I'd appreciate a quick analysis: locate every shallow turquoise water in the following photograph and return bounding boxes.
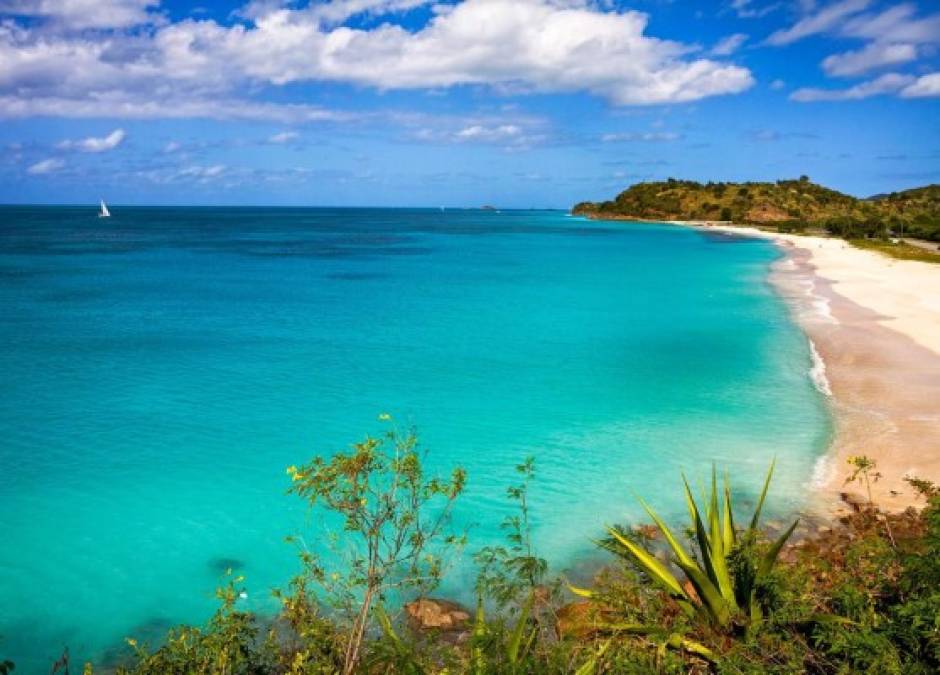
[0,207,830,670]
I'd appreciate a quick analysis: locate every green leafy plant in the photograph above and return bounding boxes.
[366,605,426,675]
[600,462,798,631]
[474,457,549,611]
[904,475,938,501]
[846,455,882,505]
[286,416,466,675]
[119,573,266,675]
[467,592,539,675]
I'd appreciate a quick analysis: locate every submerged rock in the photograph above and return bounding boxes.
[208,557,246,575]
[404,598,470,631]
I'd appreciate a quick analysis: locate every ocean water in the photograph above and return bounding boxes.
[0,206,830,670]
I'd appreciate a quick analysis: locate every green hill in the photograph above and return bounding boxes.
[869,184,940,241]
[573,178,940,242]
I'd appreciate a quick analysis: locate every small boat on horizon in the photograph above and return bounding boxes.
[98,200,111,218]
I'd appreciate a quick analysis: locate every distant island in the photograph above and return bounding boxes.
[573,177,940,243]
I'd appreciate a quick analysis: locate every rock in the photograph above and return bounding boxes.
[632,524,660,540]
[533,584,552,607]
[404,598,470,631]
[555,601,613,639]
[840,491,869,512]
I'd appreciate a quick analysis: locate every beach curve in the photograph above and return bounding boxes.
[693,223,940,512]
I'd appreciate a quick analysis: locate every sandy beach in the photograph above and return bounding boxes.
[700,225,940,512]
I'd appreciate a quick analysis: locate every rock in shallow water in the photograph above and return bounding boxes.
[404,598,470,631]
[208,557,245,575]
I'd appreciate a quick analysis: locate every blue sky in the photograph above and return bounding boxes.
[0,0,937,207]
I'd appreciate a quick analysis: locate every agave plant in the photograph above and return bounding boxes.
[604,461,798,631]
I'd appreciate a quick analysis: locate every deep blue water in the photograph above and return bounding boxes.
[0,206,830,671]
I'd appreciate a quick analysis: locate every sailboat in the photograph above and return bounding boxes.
[98,200,111,218]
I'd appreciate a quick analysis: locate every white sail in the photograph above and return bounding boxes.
[99,200,111,218]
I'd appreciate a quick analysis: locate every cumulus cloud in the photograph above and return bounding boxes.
[0,0,161,29]
[26,157,64,174]
[900,72,940,98]
[711,32,748,56]
[766,0,871,45]
[57,128,125,152]
[227,1,754,104]
[790,72,914,101]
[0,0,755,122]
[237,0,432,25]
[822,42,917,76]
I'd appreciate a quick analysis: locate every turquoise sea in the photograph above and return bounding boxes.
[0,207,830,671]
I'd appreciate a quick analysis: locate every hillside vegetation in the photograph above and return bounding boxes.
[573,178,940,242]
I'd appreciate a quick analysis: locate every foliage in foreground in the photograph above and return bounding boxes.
[596,463,797,634]
[73,427,940,674]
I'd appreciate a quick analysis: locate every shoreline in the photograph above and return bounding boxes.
[687,222,940,513]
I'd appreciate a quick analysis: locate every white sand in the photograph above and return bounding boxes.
[698,224,940,511]
[766,231,940,356]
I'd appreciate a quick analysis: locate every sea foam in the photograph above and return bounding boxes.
[808,339,832,397]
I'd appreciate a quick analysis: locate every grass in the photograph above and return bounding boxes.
[849,238,940,264]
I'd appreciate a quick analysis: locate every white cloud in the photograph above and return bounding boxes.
[235,1,755,104]
[26,157,64,174]
[57,128,125,152]
[770,78,786,89]
[841,3,940,44]
[307,0,433,26]
[822,42,917,76]
[0,0,755,120]
[178,164,226,181]
[0,0,161,29]
[711,32,748,56]
[752,129,780,141]
[601,131,681,142]
[267,130,300,143]
[730,0,780,19]
[900,72,940,98]
[163,140,181,152]
[456,124,521,141]
[412,118,546,148]
[133,162,232,185]
[766,0,871,45]
[238,0,432,25]
[790,72,914,101]
[0,95,352,123]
